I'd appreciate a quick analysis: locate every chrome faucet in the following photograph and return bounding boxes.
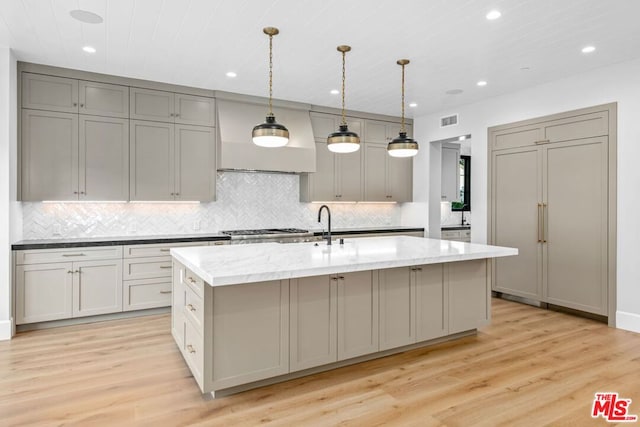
[317,204,332,245]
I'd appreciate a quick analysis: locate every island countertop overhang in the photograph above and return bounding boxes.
[170,236,518,287]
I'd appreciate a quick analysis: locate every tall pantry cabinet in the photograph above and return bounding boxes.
[488,104,616,322]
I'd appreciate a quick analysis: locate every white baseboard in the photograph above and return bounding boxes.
[0,318,13,341]
[616,311,640,334]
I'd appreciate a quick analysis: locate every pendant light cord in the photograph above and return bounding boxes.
[341,50,347,126]
[400,62,406,133]
[268,33,274,116]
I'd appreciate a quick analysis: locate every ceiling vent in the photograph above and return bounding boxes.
[440,114,458,128]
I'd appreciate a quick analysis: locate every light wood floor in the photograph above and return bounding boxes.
[1,298,639,427]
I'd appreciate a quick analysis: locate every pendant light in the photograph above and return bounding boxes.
[252,27,289,148]
[387,59,419,157]
[327,45,360,153]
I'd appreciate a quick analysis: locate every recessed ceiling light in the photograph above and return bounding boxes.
[409,102,417,108]
[486,10,502,20]
[330,89,340,95]
[82,46,96,54]
[477,80,487,87]
[445,89,463,95]
[70,10,104,24]
[226,71,237,78]
[582,46,596,54]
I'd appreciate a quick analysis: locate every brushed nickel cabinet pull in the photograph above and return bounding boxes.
[80,103,84,108]
[187,277,196,284]
[213,241,225,245]
[73,270,79,274]
[187,344,196,354]
[542,203,548,243]
[534,139,550,145]
[537,203,542,243]
[62,253,85,257]
[159,265,172,269]
[175,114,180,118]
[159,290,172,294]
[160,248,170,252]
[186,304,196,312]
[73,102,78,107]
[331,277,339,281]
[338,276,345,280]
[67,270,73,274]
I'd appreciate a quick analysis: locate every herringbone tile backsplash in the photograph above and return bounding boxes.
[22,172,402,239]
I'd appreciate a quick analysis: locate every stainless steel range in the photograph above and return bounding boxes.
[221,228,318,244]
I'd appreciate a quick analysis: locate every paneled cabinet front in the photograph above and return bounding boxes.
[130,120,215,201]
[21,111,129,201]
[363,143,413,202]
[130,88,215,127]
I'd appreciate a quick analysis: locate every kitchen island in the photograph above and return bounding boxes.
[170,236,517,397]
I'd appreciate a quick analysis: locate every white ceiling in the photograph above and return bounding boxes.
[1,0,639,117]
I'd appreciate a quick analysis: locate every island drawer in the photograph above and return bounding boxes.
[124,242,207,258]
[184,285,204,332]
[123,278,172,311]
[184,317,204,389]
[16,246,123,265]
[182,268,204,297]
[123,256,172,280]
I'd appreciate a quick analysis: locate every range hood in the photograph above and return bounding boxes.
[217,100,316,173]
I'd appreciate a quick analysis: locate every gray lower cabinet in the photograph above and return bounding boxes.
[449,260,489,334]
[290,275,337,372]
[415,264,448,341]
[21,110,129,201]
[130,120,215,201]
[15,247,124,324]
[337,271,378,360]
[378,267,416,350]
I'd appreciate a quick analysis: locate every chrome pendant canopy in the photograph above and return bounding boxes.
[253,27,289,147]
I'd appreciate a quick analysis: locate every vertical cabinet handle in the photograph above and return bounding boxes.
[542,203,547,243]
[537,203,542,243]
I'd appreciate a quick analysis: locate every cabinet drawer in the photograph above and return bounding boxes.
[123,256,172,280]
[441,230,461,240]
[123,242,206,258]
[184,317,204,389]
[123,278,172,311]
[182,268,204,297]
[184,285,204,332]
[16,246,123,265]
[461,230,471,238]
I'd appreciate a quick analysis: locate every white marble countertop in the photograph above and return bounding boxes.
[171,236,518,287]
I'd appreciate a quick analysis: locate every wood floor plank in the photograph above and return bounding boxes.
[1,298,639,426]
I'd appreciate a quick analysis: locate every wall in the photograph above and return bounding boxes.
[0,48,19,340]
[408,57,640,333]
[22,172,401,239]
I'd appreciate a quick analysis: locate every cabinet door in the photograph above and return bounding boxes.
[21,110,79,201]
[310,113,338,139]
[364,120,387,143]
[441,146,460,202]
[15,263,73,324]
[174,94,215,126]
[491,147,542,299]
[79,81,129,118]
[379,267,416,350]
[337,271,378,360]
[544,139,608,315]
[212,280,289,390]
[336,148,362,201]
[290,276,337,372]
[22,73,78,113]
[387,155,413,202]
[79,116,129,201]
[123,278,172,311]
[449,260,488,333]
[415,264,447,341]
[72,260,123,317]
[174,125,215,202]
[130,120,175,201]
[130,88,174,122]
[490,123,542,151]
[364,143,388,201]
[172,261,186,350]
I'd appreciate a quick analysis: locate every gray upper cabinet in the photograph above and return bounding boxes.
[79,81,129,118]
[79,116,129,201]
[364,143,413,202]
[441,144,460,202]
[21,110,79,201]
[364,120,407,144]
[130,120,215,202]
[131,88,215,126]
[22,73,79,113]
[130,88,175,122]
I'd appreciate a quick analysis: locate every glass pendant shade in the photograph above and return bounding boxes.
[387,131,419,157]
[327,124,360,153]
[252,114,289,147]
